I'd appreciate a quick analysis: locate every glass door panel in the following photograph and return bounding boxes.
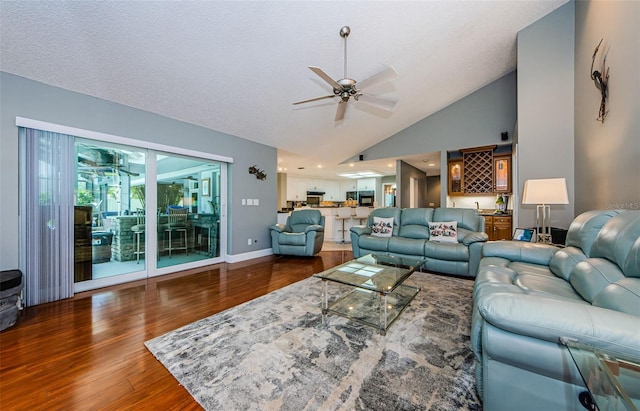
[74,140,147,283]
[156,152,222,269]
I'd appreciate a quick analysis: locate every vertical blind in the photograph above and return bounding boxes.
[20,127,75,306]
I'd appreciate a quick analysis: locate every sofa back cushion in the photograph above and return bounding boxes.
[589,210,640,278]
[549,246,588,281]
[433,208,483,232]
[367,207,402,237]
[288,209,324,232]
[398,208,434,239]
[592,278,640,316]
[565,210,621,256]
[569,259,626,302]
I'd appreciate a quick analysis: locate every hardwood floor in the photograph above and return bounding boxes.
[0,251,353,410]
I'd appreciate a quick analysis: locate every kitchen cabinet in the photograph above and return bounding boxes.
[447,145,512,196]
[323,181,340,201]
[286,177,307,201]
[484,215,512,241]
[493,155,511,194]
[461,146,494,194]
[357,178,376,191]
[448,160,463,196]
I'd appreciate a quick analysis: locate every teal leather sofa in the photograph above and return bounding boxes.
[472,209,640,411]
[269,209,325,256]
[350,207,488,277]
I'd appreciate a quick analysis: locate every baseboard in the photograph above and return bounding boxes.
[225,248,273,263]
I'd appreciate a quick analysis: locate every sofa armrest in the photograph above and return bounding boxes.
[463,231,489,246]
[269,224,287,233]
[477,292,640,359]
[350,226,371,236]
[304,224,324,233]
[481,241,559,266]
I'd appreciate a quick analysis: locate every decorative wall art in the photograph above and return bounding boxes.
[590,38,610,123]
[248,165,267,181]
[201,178,211,197]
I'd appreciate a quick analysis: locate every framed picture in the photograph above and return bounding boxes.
[202,178,211,197]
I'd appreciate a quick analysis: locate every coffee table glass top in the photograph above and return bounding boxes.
[561,337,640,411]
[313,254,426,294]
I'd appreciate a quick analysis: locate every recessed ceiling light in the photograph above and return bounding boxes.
[387,163,393,167]
[428,163,435,167]
[349,163,354,167]
[317,164,323,168]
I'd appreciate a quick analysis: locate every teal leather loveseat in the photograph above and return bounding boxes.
[472,209,640,411]
[350,207,488,277]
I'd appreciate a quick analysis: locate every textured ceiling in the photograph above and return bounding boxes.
[0,1,566,179]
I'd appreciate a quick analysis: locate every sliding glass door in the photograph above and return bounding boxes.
[74,140,148,287]
[72,140,226,289]
[155,152,222,269]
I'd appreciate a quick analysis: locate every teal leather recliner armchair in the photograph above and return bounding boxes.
[270,209,325,256]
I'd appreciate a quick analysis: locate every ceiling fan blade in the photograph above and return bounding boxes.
[335,101,347,121]
[292,95,335,105]
[309,66,342,91]
[356,66,398,91]
[356,94,398,111]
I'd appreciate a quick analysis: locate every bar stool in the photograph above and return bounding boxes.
[131,208,146,263]
[164,208,188,258]
[335,207,353,243]
[354,206,371,225]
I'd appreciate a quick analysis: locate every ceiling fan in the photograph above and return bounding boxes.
[293,26,398,121]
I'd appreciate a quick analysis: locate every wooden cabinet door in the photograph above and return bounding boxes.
[494,155,511,193]
[484,215,512,240]
[484,216,493,239]
[448,160,463,196]
[492,216,512,240]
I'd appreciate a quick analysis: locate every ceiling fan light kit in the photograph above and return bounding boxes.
[293,26,398,121]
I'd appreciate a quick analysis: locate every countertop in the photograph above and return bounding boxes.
[478,209,512,216]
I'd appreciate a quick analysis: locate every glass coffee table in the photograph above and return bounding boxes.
[313,254,426,335]
[560,337,640,411]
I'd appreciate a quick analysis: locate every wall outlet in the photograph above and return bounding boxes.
[247,238,252,245]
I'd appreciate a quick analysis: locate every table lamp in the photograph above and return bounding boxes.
[522,178,569,244]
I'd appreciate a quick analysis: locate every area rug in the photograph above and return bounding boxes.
[145,271,482,410]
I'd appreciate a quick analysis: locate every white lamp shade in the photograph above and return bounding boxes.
[522,178,569,205]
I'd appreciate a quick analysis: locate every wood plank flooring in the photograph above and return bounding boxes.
[0,250,353,410]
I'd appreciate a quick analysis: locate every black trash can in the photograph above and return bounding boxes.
[0,269,23,331]
[92,231,113,263]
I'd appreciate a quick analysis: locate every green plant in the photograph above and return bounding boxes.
[77,189,94,205]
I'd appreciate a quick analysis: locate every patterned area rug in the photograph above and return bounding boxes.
[145,272,482,410]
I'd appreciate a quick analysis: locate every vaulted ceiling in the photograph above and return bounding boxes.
[0,1,566,179]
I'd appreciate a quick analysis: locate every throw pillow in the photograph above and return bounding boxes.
[428,221,458,243]
[371,216,394,237]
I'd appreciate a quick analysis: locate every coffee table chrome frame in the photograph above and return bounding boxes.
[320,278,420,336]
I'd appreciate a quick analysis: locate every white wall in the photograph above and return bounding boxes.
[574,0,640,213]
[516,2,575,230]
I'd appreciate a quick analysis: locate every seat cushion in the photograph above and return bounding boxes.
[388,237,427,256]
[424,241,469,261]
[278,232,306,246]
[359,235,390,252]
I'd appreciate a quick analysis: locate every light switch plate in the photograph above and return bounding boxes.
[254,199,259,206]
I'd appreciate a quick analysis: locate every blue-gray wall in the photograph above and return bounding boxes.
[0,72,276,270]
[517,1,575,230]
[574,0,640,213]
